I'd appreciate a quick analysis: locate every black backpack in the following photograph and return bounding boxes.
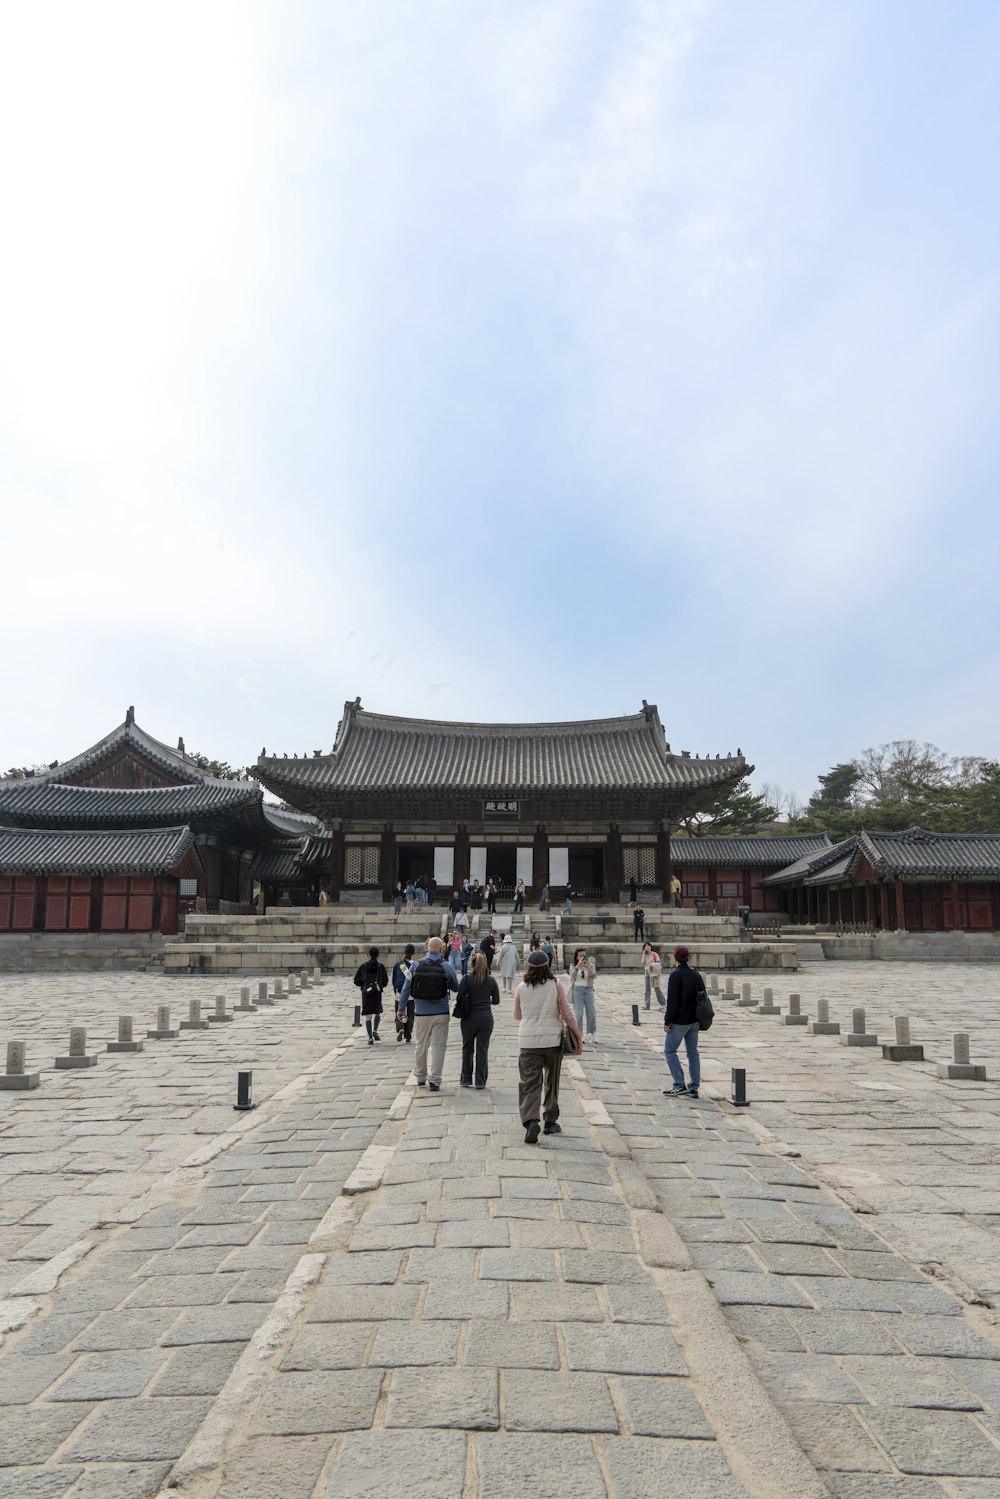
[409,959,449,1002]
[694,969,714,1031]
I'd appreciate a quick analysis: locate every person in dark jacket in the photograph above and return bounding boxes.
[449,890,463,917]
[633,905,645,941]
[456,950,500,1088]
[470,880,483,911]
[392,943,417,1043]
[354,945,388,1044]
[663,944,703,1097]
[479,930,497,971]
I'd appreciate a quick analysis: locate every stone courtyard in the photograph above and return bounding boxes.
[1,962,999,1498]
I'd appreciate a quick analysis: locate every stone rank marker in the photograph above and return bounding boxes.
[209,994,233,1024]
[287,974,299,994]
[312,966,323,985]
[108,1014,144,1053]
[56,1025,99,1068]
[724,977,736,998]
[810,998,841,1036]
[738,981,756,1008]
[1,1039,40,1091]
[708,974,719,995]
[256,980,275,1007]
[272,978,285,1000]
[147,1005,179,1040]
[842,1006,878,1047]
[783,992,808,1026]
[299,968,311,988]
[180,998,210,1031]
[757,986,781,1015]
[937,1031,988,1081]
[235,986,258,1013]
[882,1014,925,1062]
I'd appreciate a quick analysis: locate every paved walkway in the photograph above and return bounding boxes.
[1,967,999,1497]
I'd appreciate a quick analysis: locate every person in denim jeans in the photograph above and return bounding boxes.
[663,944,703,1098]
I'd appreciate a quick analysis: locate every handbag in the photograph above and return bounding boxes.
[556,982,581,1055]
[452,977,471,1020]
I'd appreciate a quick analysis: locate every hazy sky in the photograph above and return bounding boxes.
[2,0,997,801]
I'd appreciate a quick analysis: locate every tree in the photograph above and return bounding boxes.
[808,762,861,814]
[190,754,251,781]
[2,767,30,780]
[675,778,778,837]
[855,741,950,803]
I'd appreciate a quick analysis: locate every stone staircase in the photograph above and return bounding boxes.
[163,901,798,977]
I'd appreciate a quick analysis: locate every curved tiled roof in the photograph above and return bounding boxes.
[252,846,304,883]
[255,702,748,795]
[0,825,194,877]
[262,805,323,838]
[672,834,831,867]
[29,712,210,784]
[764,827,1000,885]
[0,780,261,828]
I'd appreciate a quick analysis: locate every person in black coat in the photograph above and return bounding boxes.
[456,950,500,1088]
[479,931,497,971]
[663,945,703,1098]
[354,945,388,1044]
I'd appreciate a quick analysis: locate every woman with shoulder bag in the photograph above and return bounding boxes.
[513,949,582,1144]
[455,950,500,1089]
[641,941,665,1010]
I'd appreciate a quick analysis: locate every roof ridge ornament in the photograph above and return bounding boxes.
[125,706,135,726]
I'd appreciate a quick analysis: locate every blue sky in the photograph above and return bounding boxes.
[1,0,997,802]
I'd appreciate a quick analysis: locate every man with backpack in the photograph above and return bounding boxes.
[663,944,709,1099]
[397,936,458,1091]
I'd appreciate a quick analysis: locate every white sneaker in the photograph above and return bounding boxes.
[589,1034,598,1044]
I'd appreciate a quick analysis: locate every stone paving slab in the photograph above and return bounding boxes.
[2,963,1000,1494]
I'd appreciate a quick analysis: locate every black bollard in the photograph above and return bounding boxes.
[731,1067,749,1107]
[353,1004,362,1028]
[631,1004,640,1027]
[234,1070,255,1112]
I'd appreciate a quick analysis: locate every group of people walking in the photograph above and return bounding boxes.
[354,935,706,1136]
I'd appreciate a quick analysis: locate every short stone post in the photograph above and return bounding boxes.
[738,982,756,1008]
[783,993,808,1026]
[56,1025,99,1068]
[0,1040,40,1090]
[882,1015,924,1063]
[300,968,310,988]
[209,994,233,1024]
[312,966,323,985]
[235,986,257,1013]
[273,978,284,1000]
[757,986,781,1016]
[841,1007,877,1047]
[257,980,275,1007]
[810,998,840,1036]
[180,998,209,1031]
[724,977,735,998]
[936,1032,987,1081]
[287,974,299,994]
[147,1005,179,1039]
[108,1015,144,1053]
[708,974,718,995]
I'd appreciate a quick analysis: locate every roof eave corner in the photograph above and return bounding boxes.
[332,697,361,755]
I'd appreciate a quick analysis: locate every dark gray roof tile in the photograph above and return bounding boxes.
[0,825,195,877]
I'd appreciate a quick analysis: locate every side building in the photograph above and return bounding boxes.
[763,826,1000,932]
[253,699,750,904]
[0,709,314,935]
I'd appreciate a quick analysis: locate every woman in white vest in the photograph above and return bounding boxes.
[513,950,582,1144]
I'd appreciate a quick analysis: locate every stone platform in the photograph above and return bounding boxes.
[1,966,999,1497]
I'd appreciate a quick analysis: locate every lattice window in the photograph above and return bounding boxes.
[623,847,657,885]
[345,845,381,886]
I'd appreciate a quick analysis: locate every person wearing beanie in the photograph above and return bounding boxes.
[513,949,582,1144]
[663,945,704,1098]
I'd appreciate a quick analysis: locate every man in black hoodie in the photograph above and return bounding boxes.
[663,944,703,1098]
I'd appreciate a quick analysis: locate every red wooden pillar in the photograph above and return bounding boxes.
[657,826,671,900]
[605,825,621,902]
[895,877,906,931]
[742,865,753,910]
[951,878,961,931]
[454,825,470,888]
[380,824,396,902]
[532,825,548,901]
[329,829,345,901]
[879,882,889,930]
